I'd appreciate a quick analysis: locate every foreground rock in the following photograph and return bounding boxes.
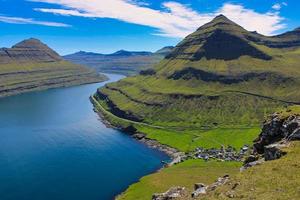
[151,175,231,199]
[243,111,300,169]
[254,113,300,153]
[152,187,185,200]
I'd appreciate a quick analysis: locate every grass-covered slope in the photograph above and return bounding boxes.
[117,106,300,200]
[117,160,241,200]
[94,15,300,152]
[204,106,300,200]
[0,38,106,97]
[203,141,300,200]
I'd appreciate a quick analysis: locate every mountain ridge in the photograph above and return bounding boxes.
[64,46,174,76]
[94,14,300,150]
[0,38,106,97]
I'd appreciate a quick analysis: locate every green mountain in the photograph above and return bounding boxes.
[93,15,300,152]
[0,38,106,98]
[64,46,174,76]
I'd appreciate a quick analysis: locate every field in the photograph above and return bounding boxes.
[117,160,241,200]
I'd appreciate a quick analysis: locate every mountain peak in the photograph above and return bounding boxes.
[195,14,243,34]
[9,38,62,61]
[12,38,46,49]
[213,14,231,22]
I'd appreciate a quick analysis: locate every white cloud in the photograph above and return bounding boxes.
[272,3,281,10]
[29,0,285,37]
[272,2,288,11]
[0,15,70,27]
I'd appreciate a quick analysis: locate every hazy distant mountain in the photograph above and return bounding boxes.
[64,46,174,76]
[0,38,106,97]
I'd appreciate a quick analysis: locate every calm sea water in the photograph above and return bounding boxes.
[0,74,168,200]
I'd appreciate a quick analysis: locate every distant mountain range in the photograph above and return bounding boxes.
[0,38,106,97]
[64,46,174,76]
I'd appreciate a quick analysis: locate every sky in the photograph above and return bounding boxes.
[0,0,299,55]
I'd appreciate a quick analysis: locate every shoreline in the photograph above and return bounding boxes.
[90,95,187,199]
[0,74,108,99]
[91,99,185,162]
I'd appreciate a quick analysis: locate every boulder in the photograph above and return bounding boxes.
[191,183,207,198]
[264,144,286,161]
[254,114,300,154]
[152,187,185,200]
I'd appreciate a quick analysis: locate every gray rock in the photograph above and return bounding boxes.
[152,187,185,200]
[240,159,265,171]
[264,144,285,161]
[192,183,207,198]
[254,114,300,154]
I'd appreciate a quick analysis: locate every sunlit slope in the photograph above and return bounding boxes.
[95,15,300,132]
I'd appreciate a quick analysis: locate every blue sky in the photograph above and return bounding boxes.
[0,0,299,55]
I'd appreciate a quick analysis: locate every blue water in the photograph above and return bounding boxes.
[0,74,168,200]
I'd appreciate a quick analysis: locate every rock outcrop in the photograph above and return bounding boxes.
[242,110,300,169]
[253,113,300,154]
[152,187,185,200]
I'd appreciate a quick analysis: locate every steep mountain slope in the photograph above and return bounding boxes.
[93,15,300,152]
[64,46,174,76]
[0,38,106,97]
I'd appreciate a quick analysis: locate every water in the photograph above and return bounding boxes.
[0,74,168,200]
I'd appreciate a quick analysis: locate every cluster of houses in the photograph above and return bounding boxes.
[191,145,250,162]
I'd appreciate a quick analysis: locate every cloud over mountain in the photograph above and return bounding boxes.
[30,0,285,37]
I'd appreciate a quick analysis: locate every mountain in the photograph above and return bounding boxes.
[93,15,300,152]
[64,46,174,76]
[155,46,175,55]
[94,15,300,200]
[0,38,106,97]
[110,50,152,56]
[0,38,62,63]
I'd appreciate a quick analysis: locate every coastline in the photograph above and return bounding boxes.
[90,95,185,162]
[0,74,108,99]
[89,95,187,199]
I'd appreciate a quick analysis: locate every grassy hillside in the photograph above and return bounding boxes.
[204,141,300,200]
[117,160,241,200]
[117,106,300,200]
[93,15,300,199]
[0,38,106,97]
[94,15,300,142]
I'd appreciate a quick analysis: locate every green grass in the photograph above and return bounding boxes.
[117,160,242,200]
[205,141,300,200]
[277,105,300,119]
[93,23,300,198]
[93,96,260,152]
[137,126,260,152]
